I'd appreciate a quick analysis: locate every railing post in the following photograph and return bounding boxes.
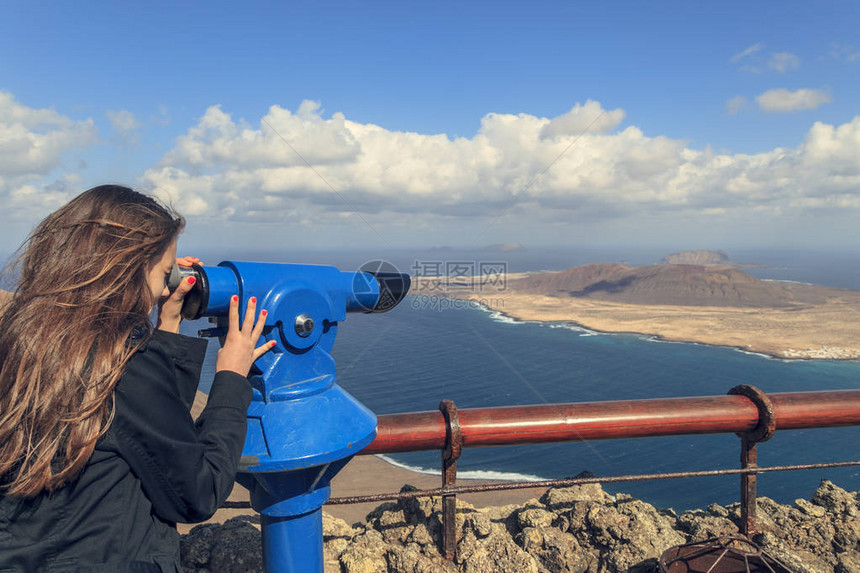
[740,438,758,536]
[728,385,775,538]
[439,400,462,561]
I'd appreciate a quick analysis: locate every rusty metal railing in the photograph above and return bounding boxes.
[323,385,860,561]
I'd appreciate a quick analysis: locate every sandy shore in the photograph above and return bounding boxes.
[411,276,860,360]
[465,292,860,360]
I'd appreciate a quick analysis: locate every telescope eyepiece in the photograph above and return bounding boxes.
[167,263,209,320]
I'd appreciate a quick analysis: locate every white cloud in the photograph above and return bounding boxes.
[141,100,860,233]
[107,109,141,143]
[161,102,361,171]
[768,52,800,73]
[756,88,832,112]
[730,43,763,63]
[0,92,98,218]
[725,96,748,115]
[7,173,86,214]
[732,45,801,75]
[827,42,860,62]
[539,100,625,138]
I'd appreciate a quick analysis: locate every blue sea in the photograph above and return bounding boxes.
[174,247,860,512]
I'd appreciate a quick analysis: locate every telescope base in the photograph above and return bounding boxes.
[262,508,323,573]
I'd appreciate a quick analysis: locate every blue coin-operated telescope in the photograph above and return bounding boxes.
[169,261,410,572]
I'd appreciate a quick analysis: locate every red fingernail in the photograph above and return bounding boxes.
[261,310,267,316]
[232,295,238,302]
[270,340,277,345]
[187,277,196,285]
[250,297,257,304]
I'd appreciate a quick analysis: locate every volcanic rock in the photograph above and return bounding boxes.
[180,479,860,573]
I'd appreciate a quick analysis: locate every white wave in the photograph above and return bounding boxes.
[548,323,602,336]
[458,469,547,482]
[760,278,815,286]
[482,308,536,325]
[376,455,547,482]
[733,349,794,362]
[469,302,543,326]
[639,335,692,346]
[641,335,799,362]
[488,311,526,325]
[733,348,773,359]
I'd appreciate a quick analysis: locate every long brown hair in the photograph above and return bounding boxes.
[0,185,184,496]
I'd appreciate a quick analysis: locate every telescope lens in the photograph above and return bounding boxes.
[356,260,411,313]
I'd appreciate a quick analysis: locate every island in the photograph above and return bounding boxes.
[413,251,860,360]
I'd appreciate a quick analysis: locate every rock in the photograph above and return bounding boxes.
[566,492,686,572]
[756,531,831,573]
[396,485,444,535]
[516,507,556,530]
[752,488,850,573]
[409,522,437,547]
[323,513,357,565]
[462,511,493,539]
[340,529,388,573]
[518,526,590,573]
[386,543,455,573]
[676,509,738,540]
[478,502,524,526]
[180,523,218,571]
[795,498,827,518]
[180,481,860,573]
[813,479,858,515]
[706,502,729,518]
[180,516,262,573]
[323,512,357,538]
[371,506,411,543]
[836,552,860,573]
[456,520,540,573]
[208,517,263,573]
[540,484,609,510]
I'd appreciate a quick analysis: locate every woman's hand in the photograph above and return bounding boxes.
[156,256,202,333]
[216,295,277,377]
[176,256,200,268]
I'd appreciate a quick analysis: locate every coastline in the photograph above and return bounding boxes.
[478,301,850,361]
[410,267,860,361]
[447,291,860,361]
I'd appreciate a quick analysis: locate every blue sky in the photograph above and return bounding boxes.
[1,1,859,253]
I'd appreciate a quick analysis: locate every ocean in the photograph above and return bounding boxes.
[174,247,860,511]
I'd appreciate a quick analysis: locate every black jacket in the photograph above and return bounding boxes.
[0,330,252,572]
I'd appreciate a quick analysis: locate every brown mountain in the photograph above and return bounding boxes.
[660,249,731,266]
[509,263,832,308]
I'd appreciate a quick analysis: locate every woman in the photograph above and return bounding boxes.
[0,185,274,572]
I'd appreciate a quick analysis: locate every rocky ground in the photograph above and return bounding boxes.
[181,479,859,572]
